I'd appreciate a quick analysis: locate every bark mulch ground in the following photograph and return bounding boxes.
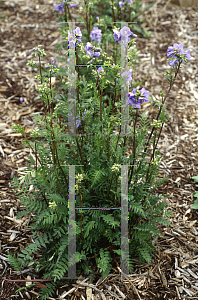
[0,0,198,299]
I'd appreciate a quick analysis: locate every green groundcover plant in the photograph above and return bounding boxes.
[191,174,198,209]
[4,0,191,299]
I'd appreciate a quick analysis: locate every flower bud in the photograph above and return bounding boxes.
[111,164,121,174]
[49,201,57,210]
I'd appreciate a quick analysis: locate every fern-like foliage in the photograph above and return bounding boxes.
[8,22,174,298]
[95,248,112,278]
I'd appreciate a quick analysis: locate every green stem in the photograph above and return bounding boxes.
[66,4,73,22]
[100,89,103,132]
[111,0,115,23]
[115,43,118,65]
[64,2,67,22]
[21,130,43,167]
[39,55,43,84]
[107,134,110,161]
[55,142,68,189]
[131,63,181,194]
[49,71,54,115]
[84,1,89,42]
[122,135,127,157]
[107,130,121,198]
[144,122,165,187]
[140,65,181,205]
[77,183,83,245]
[35,142,37,172]
[75,136,85,171]
[114,175,118,222]
[98,1,101,16]
[38,55,47,120]
[143,63,180,156]
[51,130,68,197]
[128,109,138,186]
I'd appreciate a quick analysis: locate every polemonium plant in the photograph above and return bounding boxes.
[7,2,191,300]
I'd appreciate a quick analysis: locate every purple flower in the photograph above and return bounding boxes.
[67,32,76,48]
[63,0,76,7]
[95,66,104,77]
[45,60,57,71]
[84,42,102,58]
[167,43,191,67]
[20,97,24,103]
[120,26,135,38]
[53,3,64,12]
[68,114,82,128]
[82,109,87,118]
[30,46,43,53]
[119,0,133,8]
[185,49,191,59]
[68,109,88,128]
[119,1,124,7]
[126,87,150,109]
[55,94,61,101]
[113,29,121,42]
[53,1,76,11]
[73,27,82,43]
[97,66,104,73]
[93,52,101,57]
[90,27,102,44]
[67,27,82,48]
[113,26,137,48]
[84,42,92,52]
[167,43,184,58]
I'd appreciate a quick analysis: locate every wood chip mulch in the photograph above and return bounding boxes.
[0,0,198,299]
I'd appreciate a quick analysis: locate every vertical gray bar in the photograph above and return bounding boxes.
[121,165,129,279]
[68,21,76,135]
[121,22,129,136]
[68,165,76,279]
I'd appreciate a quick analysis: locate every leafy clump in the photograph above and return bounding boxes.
[6,1,192,299]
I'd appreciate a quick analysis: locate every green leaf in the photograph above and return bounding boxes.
[192,199,198,209]
[191,175,198,182]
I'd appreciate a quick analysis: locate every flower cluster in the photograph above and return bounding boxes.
[67,25,136,54]
[49,201,57,210]
[119,0,133,9]
[90,27,102,44]
[111,164,121,174]
[54,94,61,101]
[67,27,82,48]
[30,129,41,138]
[45,59,57,73]
[151,119,162,129]
[95,66,105,78]
[84,42,102,58]
[126,87,150,109]
[30,45,46,57]
[113,26,137,48]
[167,43,191,67]
[76,173,83,184]
[53,0,76,12]
[68,109,87,128]
[97,66,104,73]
